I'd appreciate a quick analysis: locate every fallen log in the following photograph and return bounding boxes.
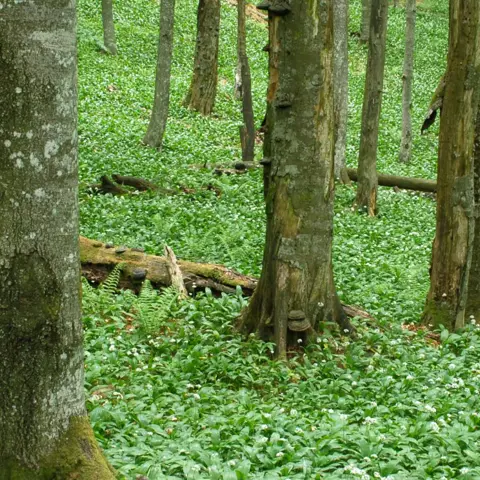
[346,168,437,193]
[80,237,372,319]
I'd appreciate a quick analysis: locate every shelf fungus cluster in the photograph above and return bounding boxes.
[256,0,291,15]
[287,310,312,332]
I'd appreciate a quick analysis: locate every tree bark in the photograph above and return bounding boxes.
[398,0,416,163]
[360,0,372,44]
[467,104,480,322]
[101,0,118,55]
[143,0,176,149]
[0,2,114,477]
[183,0,221,116]
[333,0,350,182]
[238,0,351,359]
[237,0,255,162]
[355,0,388,215]
[423,0,480,330]
[421,74,445,134]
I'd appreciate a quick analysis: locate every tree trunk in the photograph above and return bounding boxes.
[183,0,221,116]
[101,0,118,55]
[143,0,176,149]
[0,2,114,478]
[237,0,255,163]
[238,1,350,359]
[467,105,480,322]
[398,0,416,163]
[423,0,480,330]
[355,0,388,215]
[333,0,350,182]
[360,0,372,44]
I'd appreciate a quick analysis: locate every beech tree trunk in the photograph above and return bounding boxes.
[238,1,350,359]
[355,0,388,215]
[360,0,372,43]
[398,0,416,163]
[237,0,255,162]
[183,0,221,115]
[467,105,480,322]
[334,0,350,182]
[143,0,176,149]
[101,0,117,55]
[423,0,480,330]
[0,2,114,478]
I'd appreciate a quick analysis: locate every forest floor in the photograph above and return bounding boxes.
[78,0,480,478]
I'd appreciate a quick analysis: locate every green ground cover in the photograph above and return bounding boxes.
[77,0,480,478]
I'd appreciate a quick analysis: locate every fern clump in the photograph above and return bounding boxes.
[134,282,181,334]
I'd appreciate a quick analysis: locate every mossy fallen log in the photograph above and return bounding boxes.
[346,168,437,193]
[80,237,371,319]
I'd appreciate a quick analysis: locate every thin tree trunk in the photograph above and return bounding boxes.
[0,2,114,477]
[101,0,118,55]
[333,0,350,182]
[183,0,220,115]
[238,1,350,359]
[467,104,480,322]
[360,0,372,44]
[466,104,480,323]
[355,0,388,216]
[237,0,255,163]
[423,0,480,330]
[399,0,416,163]
[143,0,176,149]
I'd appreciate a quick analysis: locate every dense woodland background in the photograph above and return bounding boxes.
[7,0,480,478]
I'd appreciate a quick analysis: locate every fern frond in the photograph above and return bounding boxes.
[100,263,125,295]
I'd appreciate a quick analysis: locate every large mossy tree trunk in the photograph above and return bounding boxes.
[143,0,176,149]
[355,0,388,216]
[423,0,480,330]
[398,0,416,163]
[238,0,350,359]
[468,105,480,322]
[237,0,255,163]
[0,1,115,478]
[183,0,220,116]
[333,0,350,182]
[101,0,118,55]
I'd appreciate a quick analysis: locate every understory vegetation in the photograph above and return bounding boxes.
[76,0,480,478]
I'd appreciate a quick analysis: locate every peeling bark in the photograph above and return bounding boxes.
[143,0,175,149]
[0,1,114,476]
[423,0,480,330]
[238,0,351,358]
[355,0,388,215]
[398,0,416,163]
[101,0,118,55]
[183,0,221,115]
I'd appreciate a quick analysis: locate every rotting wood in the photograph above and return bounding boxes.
[164,245,188,298]
[80,237,372,320]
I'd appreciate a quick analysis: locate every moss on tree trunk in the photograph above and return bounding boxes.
[423,0,480,330]
[238,0,350,359]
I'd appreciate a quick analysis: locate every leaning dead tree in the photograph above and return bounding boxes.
[184,0,221,115]
[356,0,388,215]
[423,0,480,330]
[421,75,445,134]
[143,0,176,149]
